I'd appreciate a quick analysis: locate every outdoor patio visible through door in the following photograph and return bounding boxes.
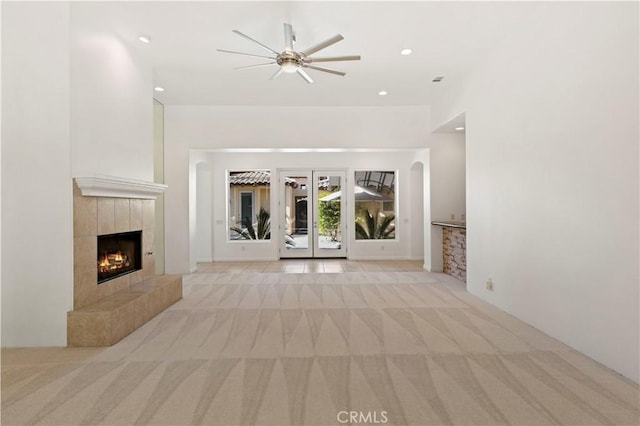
[279,170,346,258]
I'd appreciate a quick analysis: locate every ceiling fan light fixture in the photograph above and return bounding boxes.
[280,61,300,73]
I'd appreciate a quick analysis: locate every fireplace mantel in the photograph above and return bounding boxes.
[75,175,167,199]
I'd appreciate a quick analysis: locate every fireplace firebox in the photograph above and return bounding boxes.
[97,231,142,284]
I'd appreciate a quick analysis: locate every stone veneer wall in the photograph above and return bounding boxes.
[73,182,156,309]
[442,227,466,283]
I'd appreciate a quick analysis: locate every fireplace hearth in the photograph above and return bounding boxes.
[97,231,142,284]
[71,178,181,347]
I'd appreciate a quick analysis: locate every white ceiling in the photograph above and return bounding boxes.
[92,1,543,106]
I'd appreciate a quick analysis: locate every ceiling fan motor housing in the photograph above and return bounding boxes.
[276,51,304,72]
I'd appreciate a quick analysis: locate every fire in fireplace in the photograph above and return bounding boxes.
[97,231,142,284]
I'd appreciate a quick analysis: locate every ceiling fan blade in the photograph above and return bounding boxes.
[304,55,361,63]
[270,68,284,80]
[301,34,344,56]
[234,62,276,70]
[303,64,346,76]
[232,30,280,55]
[297,68,314,84]
[217,49,276,60]
[284,23,294,52]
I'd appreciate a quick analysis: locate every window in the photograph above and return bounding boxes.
[228,171,271,240]
[354,171,396,240]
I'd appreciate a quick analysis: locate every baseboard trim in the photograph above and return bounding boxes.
[347,256,408,261]
[213,257,278,262]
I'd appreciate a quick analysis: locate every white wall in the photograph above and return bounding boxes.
[0,0,3,352]
[164,106,432,273]
[429,133,466,271]
[409,162,425,260]
[195,162,213,262]
[70,3,154,181]
[198,150,421,263]
[415,150,432,271]
[1,2,155,347]
[167,106,431,149]
[153,100,166,274]
[1,2,72,346]
[431,2,639,382]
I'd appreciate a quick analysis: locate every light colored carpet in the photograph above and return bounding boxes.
[2,269,638,425]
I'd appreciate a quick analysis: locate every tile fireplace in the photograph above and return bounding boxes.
[69,176,181,347]
[72,182,154,308]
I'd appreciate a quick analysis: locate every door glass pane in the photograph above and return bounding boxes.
[284,176,308,250]
[240,192,253,223]
[317,175,342,249]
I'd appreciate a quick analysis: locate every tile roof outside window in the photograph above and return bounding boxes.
[229,171,307,187]
[229,171,271,186]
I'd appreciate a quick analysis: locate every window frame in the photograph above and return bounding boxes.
[353,169,398,241]
[227,170,272,242]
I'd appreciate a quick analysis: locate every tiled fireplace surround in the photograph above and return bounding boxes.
[69,177,181,346]
[73,182,156,308]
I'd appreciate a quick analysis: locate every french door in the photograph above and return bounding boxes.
[279,170,346,258]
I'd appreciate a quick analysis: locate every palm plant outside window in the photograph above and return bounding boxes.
[354,171,396,239]
[228,170,271,240]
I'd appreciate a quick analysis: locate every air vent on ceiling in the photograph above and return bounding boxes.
[432,76,444,82]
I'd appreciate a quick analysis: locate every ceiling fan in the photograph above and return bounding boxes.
[217,23,361,83]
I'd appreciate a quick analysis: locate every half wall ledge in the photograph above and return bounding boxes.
[75,175,168,199]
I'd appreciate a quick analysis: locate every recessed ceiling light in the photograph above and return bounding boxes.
[138,35,151,44]
[154,86,165,92]
[378,90,388,96]
[455,127,465,131]
[400,48,412,56]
